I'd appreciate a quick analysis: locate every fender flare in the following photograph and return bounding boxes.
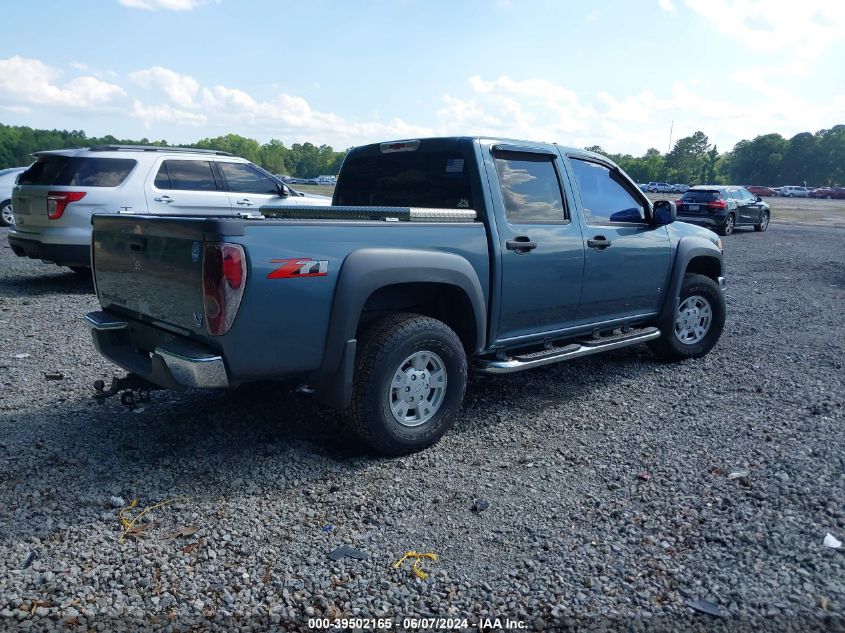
[319,248,487,377]
[658,236,723,324]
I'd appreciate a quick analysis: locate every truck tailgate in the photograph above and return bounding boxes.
[92,215,207,334]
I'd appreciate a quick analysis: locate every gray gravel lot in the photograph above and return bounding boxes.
[0,224,843,632]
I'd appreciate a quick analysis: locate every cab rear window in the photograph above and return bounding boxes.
[19,156,136,187]
[333,151,473,209]
[681,190,721,202]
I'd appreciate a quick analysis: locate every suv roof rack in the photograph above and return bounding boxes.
[88,144,232,156]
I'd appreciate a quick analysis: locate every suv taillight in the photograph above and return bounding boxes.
[674,198,684,206]
[202,242,247,336]
[47,191,86,220]
[708,199,727,210]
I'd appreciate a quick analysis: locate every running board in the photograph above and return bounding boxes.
[475,327,661,374]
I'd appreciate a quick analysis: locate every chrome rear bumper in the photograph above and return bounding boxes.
[85,311,229,389]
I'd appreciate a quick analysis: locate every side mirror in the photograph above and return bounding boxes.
[277,182,290,197]
[652,200,676,226]
[756,196,763,202]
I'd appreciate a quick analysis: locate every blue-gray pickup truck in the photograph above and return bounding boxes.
[86,137,726,454]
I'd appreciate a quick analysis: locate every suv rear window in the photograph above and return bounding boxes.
[681,190,722,202]
[19,156,136,187]
[333,151,473,209]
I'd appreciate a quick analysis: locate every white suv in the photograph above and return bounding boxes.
[779,185,810,198]
[8,145,331,271]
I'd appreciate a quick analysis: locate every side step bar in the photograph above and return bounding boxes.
[475,327,661,374]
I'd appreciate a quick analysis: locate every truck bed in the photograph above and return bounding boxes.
[92,212,490,385]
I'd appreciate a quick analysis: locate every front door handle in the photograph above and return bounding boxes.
[506,236,537,253]
[154,195,173,203]
[587,236,612,250]
[236,199,254,206]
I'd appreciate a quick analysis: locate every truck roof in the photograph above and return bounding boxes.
[349,136,612,164]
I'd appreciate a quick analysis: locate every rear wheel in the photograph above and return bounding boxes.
[717,213,735,236]
[0,200,13,227]
[344,312,467,455]
[649,273,725,361]
[754,211,770,232]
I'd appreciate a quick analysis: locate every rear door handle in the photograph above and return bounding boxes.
[506,237,537,253]
[236,199,254,206]
[587,236,612,250]
[153,195,173,203]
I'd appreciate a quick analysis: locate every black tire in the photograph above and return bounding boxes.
[754,210,770,232]
[717,213,735,236]
[0,200,12,227]
[648,273,726,361]
[344,312,467,455]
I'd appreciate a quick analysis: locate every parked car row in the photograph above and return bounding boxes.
[6,146,332,271]
[639,181,844,199]
[638,182,688,193]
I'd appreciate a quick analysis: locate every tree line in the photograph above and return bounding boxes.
[587,124,844,187]
[1,122,842,186]
[0,124,346,178]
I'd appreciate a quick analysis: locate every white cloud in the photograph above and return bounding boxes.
[683,0,845,59]
[658,0,676,12]
[431,74,845,155]
[0,56,125,109]
[125,65,431,145]
[131,100,207,127]
[118,0,216,10]
[129,66,200,108]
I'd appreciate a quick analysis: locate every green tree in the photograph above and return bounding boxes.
[782,132,820,185]
[665,131,710,183]
[727,133,788,185]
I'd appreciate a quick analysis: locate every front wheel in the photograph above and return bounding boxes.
[754,211,770,232]
[344,312,467,455]
[717,213,735,236]
[648,273,726,361]
[0,200,13,227]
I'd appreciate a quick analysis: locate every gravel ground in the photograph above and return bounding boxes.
[0,224,843,632]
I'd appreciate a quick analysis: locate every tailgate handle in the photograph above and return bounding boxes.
[129,237,147,252]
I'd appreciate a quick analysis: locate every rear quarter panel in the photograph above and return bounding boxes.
[220,220,490,381]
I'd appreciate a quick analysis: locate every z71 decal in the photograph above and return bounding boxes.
[267,258,329,279]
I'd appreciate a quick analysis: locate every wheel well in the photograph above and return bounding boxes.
[685,256,721,281]
[358,283,477,353]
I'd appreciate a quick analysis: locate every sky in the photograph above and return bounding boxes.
[1,0,844,155]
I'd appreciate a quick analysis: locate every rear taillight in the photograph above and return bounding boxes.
[47,191,86,220]
[203,242,247,336]
[674,198,683,206]
[708,199,727,209]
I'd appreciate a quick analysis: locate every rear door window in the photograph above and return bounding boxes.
[154,160,219,191]
[19,156,136,187]
[218,162,279,194]
[494,153,567,223]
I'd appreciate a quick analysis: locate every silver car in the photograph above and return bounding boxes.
[0,167,28,226]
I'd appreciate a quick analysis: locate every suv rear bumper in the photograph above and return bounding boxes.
[8,234,90,267]
[85,310,229,390]
[677,214,726,228]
